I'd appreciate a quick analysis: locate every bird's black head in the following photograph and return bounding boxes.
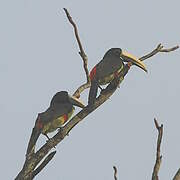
[103,48,122,58]
[50,91,69,105]
[50,91,85,108]
[104,47,147,72]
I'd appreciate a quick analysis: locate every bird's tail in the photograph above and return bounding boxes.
[88,79,98,106]
[26,118,42,155]
[26,127,41,155]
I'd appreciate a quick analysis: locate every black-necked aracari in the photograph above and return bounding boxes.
[30,91,85,149]
[88,48,147,105]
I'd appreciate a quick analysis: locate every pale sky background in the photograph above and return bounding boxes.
[1,0,180,179]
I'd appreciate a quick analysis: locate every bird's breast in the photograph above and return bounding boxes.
[98,66,123,85]
[42,107,75,134]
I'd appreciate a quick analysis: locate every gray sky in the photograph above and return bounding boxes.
[1,0,180,179]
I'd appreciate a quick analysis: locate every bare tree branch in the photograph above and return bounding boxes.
[63,8,90,98]
[15,8,179,180]
[160,45,179,52]
[173,168,180,180]
[140,44,179,61]
[32,151,56,179]
[113,166,118,180]
[152,118,163,180]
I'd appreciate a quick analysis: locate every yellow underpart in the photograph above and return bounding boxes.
[42,108,75,134]
[98,66,123,85]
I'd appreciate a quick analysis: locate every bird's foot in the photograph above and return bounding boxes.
[45,134,56,149]
[98,84,106,94]
[98,85,104,91]
[45,133,51,141]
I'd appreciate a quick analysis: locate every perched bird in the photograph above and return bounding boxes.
[27,91,85,152]
[88,48,147,105]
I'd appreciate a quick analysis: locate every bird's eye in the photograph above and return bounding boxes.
[114,49,121,56]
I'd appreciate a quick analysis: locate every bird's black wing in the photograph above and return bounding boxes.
[96,57,124,80]
[40,103,73,124]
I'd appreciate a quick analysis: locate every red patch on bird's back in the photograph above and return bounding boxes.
[63,114,68,122]
[90,66,97,80]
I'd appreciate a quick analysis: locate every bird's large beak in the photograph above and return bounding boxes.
[121,51,147,72]
[69,95,85,108]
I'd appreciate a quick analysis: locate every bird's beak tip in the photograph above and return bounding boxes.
[142,67,148,73]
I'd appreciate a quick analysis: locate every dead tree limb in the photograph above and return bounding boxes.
[140,44,179,61]
[15,8,179,180]
[113,166,118,180]
[32,151,56,179]
[152,118,163,180]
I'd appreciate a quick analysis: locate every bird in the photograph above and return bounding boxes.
[27,91,85,152]
[88,48,147,105]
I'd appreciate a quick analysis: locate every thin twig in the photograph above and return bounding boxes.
[160,45,179,52]
[113,166,118,180]
[140,43,179,61]
[32,151,56,179]
[63,8,90,98]
[73,82,91,98]
[152,118,163,180]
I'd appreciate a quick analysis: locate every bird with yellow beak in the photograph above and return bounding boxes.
[88,48,147,105]
[28,91,85,152]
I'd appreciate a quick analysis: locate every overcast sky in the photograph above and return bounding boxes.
[1,0,180,179]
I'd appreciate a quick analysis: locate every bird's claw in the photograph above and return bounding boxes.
[45,134,56,149]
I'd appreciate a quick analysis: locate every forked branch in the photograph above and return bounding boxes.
[32,151,56,179]
[140,44,179,61]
